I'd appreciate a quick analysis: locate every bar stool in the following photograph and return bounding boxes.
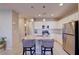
[41,39,54,55]
[22,39,36,55]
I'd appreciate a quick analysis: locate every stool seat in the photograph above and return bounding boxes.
[41,40,54,55]
[22,39,36,55]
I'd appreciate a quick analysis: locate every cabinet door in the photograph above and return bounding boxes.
[63,34,66,49]
[64,35,75,55]
[64,22,74,34]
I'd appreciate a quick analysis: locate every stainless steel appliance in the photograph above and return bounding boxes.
[63,21,78,55]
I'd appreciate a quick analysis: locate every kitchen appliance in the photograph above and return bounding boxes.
[63,21,78,55]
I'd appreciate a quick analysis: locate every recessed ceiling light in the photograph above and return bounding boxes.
[59,3,63,6]
[51,14,54,16]
[31,19,34,22]
[24,24,26,26]
[38,14,41,16]
[43,18,46,22]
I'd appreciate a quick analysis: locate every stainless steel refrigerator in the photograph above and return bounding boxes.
[63,21,78,55]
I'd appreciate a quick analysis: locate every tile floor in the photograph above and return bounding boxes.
[0,41,68,55]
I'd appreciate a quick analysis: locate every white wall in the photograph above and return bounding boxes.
[18,18,25,40]
[58,12,79,29]
[0,9,12,49]
[34,21,59,29]
[29,21,35,35]
[0,9,20,51]
[12,11,20,52]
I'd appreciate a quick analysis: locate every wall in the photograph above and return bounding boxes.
[34,21,59,29]
[58,12,79,29]
[0,9,12,49]
[18,18,34,39]
[29,21,34,35]
[0,9,20,52]
[12,11,20,53]
[18,18,25,40]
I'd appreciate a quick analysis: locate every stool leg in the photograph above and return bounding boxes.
[30,48,32,55]
[32,50,35,55]
[34,45,36,55]
[23,48,25,55]
[41,47,44,55]
[51,48,53,55]
[44,48,46,55]
[33,50,36,55]
[41,49,42,55]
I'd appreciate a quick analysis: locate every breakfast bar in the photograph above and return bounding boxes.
[23,35,54,55]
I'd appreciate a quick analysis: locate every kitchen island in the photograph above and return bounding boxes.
[23,35,54,55]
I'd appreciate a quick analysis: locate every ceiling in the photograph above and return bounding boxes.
[0,3,78,20]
